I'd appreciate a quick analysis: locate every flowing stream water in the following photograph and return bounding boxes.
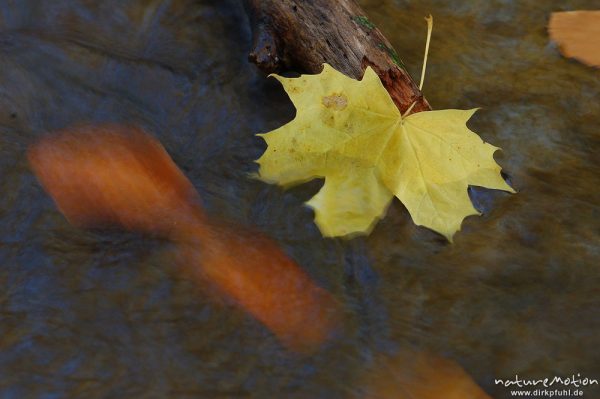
[0,1,598,398]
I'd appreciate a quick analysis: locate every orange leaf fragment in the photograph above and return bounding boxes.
[28,125,340,352]
[28,125,200,235]
[178,225,341,352]
[549,11,600,68]
[360,350,492,399]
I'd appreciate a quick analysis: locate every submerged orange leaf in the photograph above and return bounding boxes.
[28,125,340,352]
[549,11,600,68]
[360,350,492,399]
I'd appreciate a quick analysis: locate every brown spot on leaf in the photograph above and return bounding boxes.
[322,93,348,110]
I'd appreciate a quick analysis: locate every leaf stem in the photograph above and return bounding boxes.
[402,101,417,119]
[419,15,433,92]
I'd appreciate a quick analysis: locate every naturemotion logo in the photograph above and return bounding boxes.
[495,374,598,398]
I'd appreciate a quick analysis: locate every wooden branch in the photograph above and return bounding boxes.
[243,0,431,114]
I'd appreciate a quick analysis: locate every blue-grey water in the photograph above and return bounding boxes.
[0,1,598,398]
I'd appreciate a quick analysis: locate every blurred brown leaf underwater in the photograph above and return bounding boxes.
[28,125,341,353]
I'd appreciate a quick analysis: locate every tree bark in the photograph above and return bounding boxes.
[243,0,431,114]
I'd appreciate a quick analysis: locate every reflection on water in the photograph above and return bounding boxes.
[0,0,598,398]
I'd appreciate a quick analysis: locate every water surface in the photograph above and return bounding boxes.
[0,0,598,398]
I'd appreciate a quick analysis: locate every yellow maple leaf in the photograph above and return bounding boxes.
[256,64,514,241]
